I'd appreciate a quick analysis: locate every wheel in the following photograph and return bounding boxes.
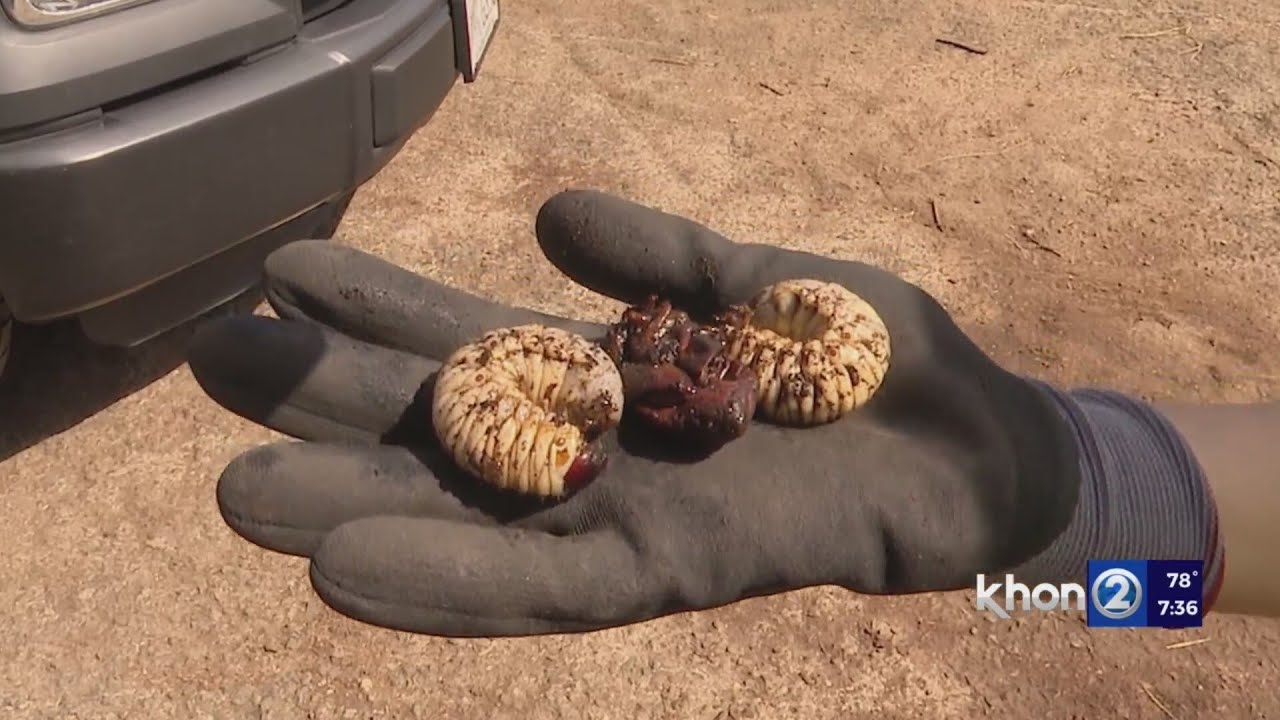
[0,296,10,378]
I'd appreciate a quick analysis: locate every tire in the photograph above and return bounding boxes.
[0,296,10,379]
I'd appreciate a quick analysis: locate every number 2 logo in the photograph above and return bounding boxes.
[1103,574,1131,610]
[1091,568,1143,620]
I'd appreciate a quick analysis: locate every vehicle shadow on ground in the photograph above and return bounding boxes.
[0,292,263,463]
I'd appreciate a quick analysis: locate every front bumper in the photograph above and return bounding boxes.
[0,0,470,342]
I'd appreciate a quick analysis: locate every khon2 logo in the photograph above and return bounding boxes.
[975,559,1204,629]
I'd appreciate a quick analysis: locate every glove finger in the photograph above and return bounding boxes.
[262,240,605,361]
[534,189,905,318]
[188,314,436,445]
[217,441,544,557]
[308,515,659,637]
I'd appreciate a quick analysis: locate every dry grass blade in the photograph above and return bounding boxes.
[1118,24,1204,58]
[1165,638,1211,650]
[1141,684,1178,720]
[936,37,988,55]
[1119,25,1188,39]
[917,140,1029,170]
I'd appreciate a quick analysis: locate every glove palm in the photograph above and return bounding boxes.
[189,190,1079,636]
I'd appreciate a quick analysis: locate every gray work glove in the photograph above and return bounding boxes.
[188,190,1081,637]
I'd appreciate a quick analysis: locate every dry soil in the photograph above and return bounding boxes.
[2,0,1279,718]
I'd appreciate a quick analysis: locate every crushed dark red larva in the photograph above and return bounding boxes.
[603,296,759,449]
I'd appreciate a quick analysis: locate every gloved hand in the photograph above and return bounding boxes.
[188,190,1082,637]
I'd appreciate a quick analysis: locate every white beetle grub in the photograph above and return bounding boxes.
[431,325,624,497]
[718,279,891,426]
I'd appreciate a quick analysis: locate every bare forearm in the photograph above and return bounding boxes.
[1156,400,1280,618]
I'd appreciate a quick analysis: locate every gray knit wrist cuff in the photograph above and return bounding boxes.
[1013,381,1225,610]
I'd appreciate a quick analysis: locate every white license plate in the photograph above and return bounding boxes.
[452,0,500,82]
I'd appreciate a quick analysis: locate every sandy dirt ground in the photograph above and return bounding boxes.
[3,0,1279,717]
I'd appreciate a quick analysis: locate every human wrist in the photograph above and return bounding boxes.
[1010,381,1225,612]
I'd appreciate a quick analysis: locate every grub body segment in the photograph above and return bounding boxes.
[722,279,891,426]
[431,325,623,497]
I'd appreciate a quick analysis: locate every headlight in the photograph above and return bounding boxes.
[2,0,160,28]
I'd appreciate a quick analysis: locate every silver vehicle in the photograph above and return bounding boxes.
[0,0,500,378]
